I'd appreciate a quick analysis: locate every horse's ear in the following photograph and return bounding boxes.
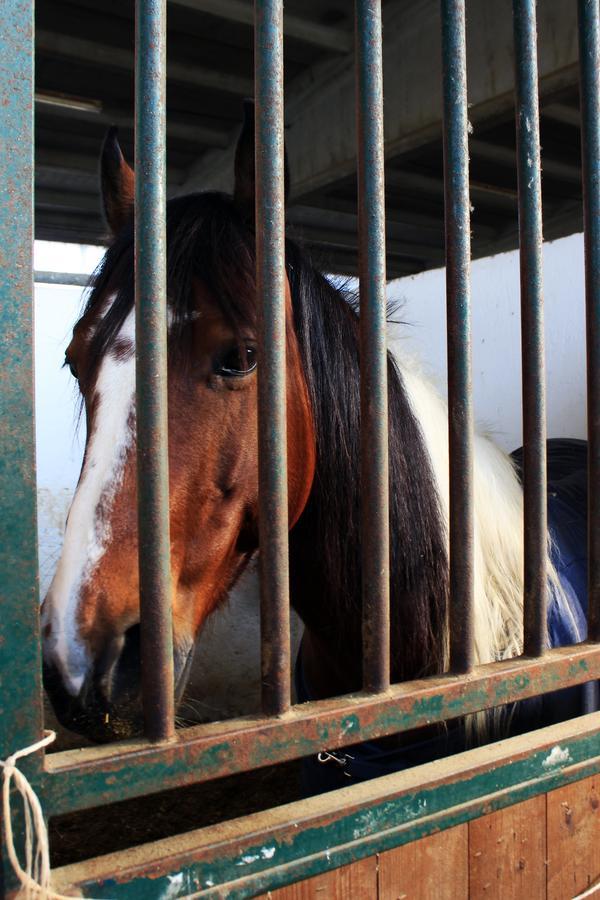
[233,99,290,221]
[100,127,135,235]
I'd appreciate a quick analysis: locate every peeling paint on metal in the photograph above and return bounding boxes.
[542,745,572,769]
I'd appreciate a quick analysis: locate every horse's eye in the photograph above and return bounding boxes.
[64,354,78,380]
[215,346,257,377]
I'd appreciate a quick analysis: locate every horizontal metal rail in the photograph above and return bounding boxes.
[51,712,600,898]
[34,270,91,287]
[42,642,600,816]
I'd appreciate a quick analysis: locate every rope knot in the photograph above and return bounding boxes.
[0,730,89,899]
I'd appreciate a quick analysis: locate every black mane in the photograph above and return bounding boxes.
[82,191,449,690]
[285,242,449,690]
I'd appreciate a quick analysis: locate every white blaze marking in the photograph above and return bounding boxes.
[43,307,136,696]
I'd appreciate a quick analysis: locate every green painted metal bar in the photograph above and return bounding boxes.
[0,1,44,893]
[254,0,291,716]
[34,270,90,287]
[513,0,548,657]
[355,0,390,694]
[440,0,474,674]
[578,0,600,644]
[42,642,600,815]
[134,0,175,741]
[51,713,600,898]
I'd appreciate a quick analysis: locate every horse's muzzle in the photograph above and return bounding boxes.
[43,626,195,743]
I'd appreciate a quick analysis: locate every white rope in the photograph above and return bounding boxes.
[0,729,98,900]
[574,878,600,900]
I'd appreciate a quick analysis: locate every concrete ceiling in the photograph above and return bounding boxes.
[35,0,584,278]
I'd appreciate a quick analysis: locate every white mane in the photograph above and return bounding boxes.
[391,341,569,668]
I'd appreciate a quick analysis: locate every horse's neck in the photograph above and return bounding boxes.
[291,346,531,698]
[297,629,354,700]
[289,344,450,697]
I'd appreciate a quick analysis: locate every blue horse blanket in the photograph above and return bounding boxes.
[296,439,597,794]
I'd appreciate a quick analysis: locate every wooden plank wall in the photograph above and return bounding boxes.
[259,775,600,899]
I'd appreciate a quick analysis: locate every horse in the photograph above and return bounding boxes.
[41,111,591,783]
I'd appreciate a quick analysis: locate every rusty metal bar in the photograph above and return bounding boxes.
[255,0,291,715]
[134,0,175,741]
[43,642,600,816]
[356,0,390,694]
[578,0,600,643]
[513,0,548,658]
[0,0,44,891]
[441,0,474,674]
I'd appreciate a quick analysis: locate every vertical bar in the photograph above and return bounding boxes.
[578,0,600,643]
[513,0,548,656]
[0,0,44,892]
[356,0,390,693]
[255,0,291,715]
[135,0,175,740]
[441,0,474,674]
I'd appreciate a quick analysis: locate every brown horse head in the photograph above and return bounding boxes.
[41,120,316,741]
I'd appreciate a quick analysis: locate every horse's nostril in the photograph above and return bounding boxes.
[112,623,141,699]
[43,623,52,638]
[93,624,141,705]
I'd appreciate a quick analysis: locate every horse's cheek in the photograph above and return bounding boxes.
[163,388,258,638]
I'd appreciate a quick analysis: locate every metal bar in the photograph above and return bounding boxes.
[34,270,90,287]
[51,713,600,898]
[43,642,600,815]
[578,0,600,643]
[135,0,175,741]
[0,1,44,892]
[255,0,291,715]
[513,0,548,658]
[355,0,390,693]
[441,0,474,673]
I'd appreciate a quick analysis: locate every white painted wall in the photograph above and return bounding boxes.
[35,283,86,599]
[387,231,586,453]
[35,232,587,723]
[34,240,101,599]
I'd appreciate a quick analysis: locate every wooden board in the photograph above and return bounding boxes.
[469,795,546,899]
[547,774,600,900]
[261,855,378,899]
[259,778,600,898]
[378,825,468,899]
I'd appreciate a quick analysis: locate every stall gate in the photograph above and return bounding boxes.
[1,0,600,896]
